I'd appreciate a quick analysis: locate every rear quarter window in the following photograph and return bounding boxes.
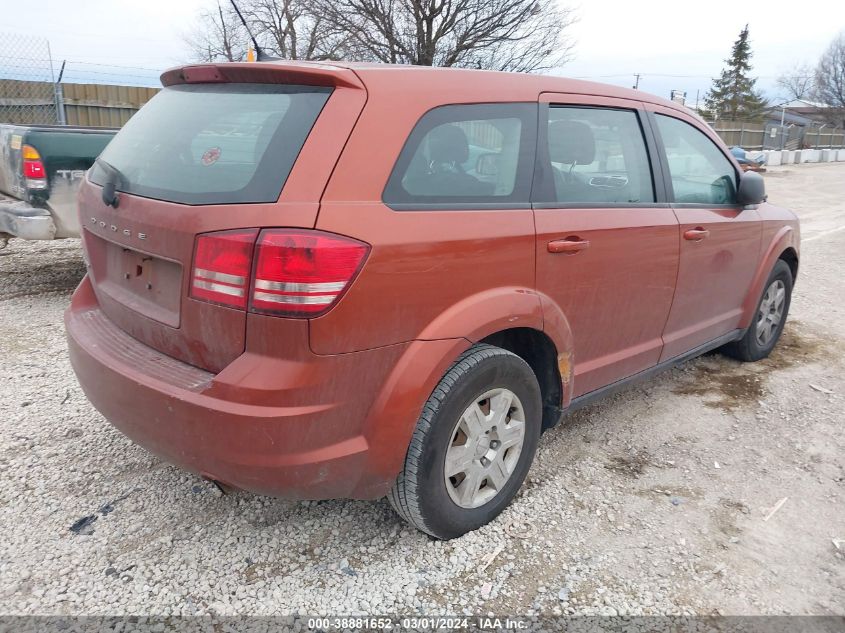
[90,83,331,205]
[383,103,537,210]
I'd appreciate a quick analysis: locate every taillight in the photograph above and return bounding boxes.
[189,228,369,317]
[23,161,45,178]
[22,145,46,183]
[190,229,258,309]
[251,229,369,317]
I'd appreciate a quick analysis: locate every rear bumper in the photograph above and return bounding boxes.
[0,196,57,240]
[65,276,411,500]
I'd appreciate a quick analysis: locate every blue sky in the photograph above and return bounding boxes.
[1,0,844,105]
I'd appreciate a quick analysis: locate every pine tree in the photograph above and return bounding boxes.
[704,25,768,121]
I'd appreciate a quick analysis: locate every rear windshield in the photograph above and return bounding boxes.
[90,83,331,205]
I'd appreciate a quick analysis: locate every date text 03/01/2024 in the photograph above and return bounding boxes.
[306,616,529,630]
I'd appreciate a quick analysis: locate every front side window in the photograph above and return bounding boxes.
[541,106,655,205]
[383,103,537,208]
[655,114,738,205]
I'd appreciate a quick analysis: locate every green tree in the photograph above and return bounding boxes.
[704,25,768,121]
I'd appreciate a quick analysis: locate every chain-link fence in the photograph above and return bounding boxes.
[0,32,60,125]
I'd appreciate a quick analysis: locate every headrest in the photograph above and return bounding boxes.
[548,120,595,165]
[428,124,470,165]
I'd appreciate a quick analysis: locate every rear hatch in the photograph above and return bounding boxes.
[79,63,366,372]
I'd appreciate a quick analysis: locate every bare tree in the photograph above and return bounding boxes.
[314,0,577,72]
[186,3,250,62]
[245,0,352,60]
[776,63,815,101]
[185,0,350,63]
[186,0,575,71]
[813,32,845,126]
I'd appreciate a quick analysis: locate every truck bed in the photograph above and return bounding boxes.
[0,123,116,242]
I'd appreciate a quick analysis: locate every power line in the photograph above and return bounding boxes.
[1,25,175,44]
[0,65,159,80]
[574,72,812,80]
[0,54,164,73]
[58,60,164,73]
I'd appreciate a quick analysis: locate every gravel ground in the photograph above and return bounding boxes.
[1,163,843,617]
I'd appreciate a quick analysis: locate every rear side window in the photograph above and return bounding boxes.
[90,83,331,205]
[383,103,537,209]
[655,114,738,205]
[539,106,654,205]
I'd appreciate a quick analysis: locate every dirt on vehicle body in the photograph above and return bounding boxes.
[65,61,799,539]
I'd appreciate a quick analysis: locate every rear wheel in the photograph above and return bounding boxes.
[722,259,793,362]
[388,344,542,539]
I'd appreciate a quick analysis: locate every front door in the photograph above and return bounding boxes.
[533,95,679,397]
[648,108,762,361]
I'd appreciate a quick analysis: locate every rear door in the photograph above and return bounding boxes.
[314,100,539,355]
[648,107,762,361]
[79,67,366,372]
[533,94,679,397]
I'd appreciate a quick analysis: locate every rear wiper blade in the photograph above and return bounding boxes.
[95,157,124,208]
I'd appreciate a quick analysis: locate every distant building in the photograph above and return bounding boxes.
[756,100,844,149]
[684,99,843,151]
[774,99,835,125]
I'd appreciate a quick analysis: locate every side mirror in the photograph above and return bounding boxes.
[737,171,766,206]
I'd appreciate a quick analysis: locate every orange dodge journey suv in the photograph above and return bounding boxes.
[66,61,800,539]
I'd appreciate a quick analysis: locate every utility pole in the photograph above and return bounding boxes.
[633,73,641,90]
[780,104,786,150]
[54,60,66,126]
[46,42,67,126]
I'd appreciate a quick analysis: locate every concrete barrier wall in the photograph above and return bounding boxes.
[764,150,782,166]
[762,148,845,164]
[742,148,845,166]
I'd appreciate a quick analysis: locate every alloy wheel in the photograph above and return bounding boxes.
[756,279,786,346]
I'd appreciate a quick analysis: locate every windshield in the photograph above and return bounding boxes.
[89,83,332,205]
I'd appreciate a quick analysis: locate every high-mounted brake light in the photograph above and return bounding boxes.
[190,229,259,309]
[21,144,46,184]
[181,65,225,83]
[251,229,369,317]
[189,228,369,317]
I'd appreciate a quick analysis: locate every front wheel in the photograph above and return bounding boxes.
[388,344,542,539]
[723,259,793,362]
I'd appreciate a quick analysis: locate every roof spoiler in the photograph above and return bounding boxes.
[160,62,365,90]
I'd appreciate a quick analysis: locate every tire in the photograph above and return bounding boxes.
[388,343,542,540]
[722,259,793,362]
